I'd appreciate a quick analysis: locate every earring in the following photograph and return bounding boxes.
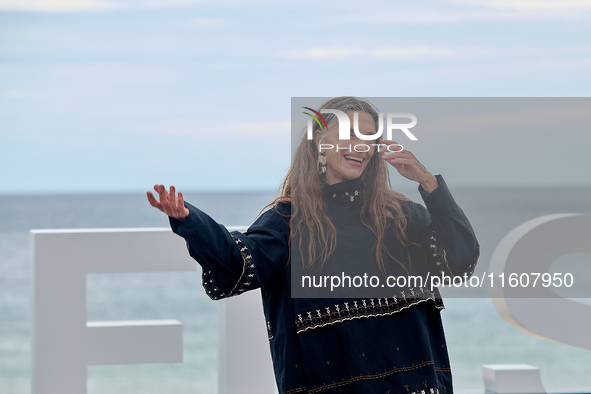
[318,152,327,174]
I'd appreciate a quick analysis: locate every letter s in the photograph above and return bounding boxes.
[489,214,591,351]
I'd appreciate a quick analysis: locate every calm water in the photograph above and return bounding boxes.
[1,187,591,393]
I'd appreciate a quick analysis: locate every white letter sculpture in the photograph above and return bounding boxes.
[32,228,196,394]
[489,214,591,351]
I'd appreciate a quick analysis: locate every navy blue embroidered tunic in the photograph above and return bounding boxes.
[169,174,479,394]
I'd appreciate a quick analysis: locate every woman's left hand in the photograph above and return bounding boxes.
[379,140,439,193]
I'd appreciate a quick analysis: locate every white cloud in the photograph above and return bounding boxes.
[153,120,291,137]
[0,0,267,12]
[0,0,119,12]
[142,0,235,7]
[453,0,591,10]
[536,58,591,70]
[48,63,175,85]
[188,17,231,28]
[284,46,488,60]
[5,89,27,99]
[341,1,591,24]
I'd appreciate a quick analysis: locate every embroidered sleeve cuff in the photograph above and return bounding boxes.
[202,232,257,300]
[168,202,246,295]
[418,174,457,214]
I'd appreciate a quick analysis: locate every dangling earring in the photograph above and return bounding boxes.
[318,152,327,174]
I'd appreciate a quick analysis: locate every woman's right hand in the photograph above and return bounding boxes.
[146,185,190,221]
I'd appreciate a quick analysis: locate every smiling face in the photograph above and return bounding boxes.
[316,111,377,185]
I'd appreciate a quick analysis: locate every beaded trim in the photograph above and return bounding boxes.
[281,358,447,394]
[294,288,443,334]
[407,388,441,394]
[428,232,479,284]
[293,232,479,333]
[330,188,363,203]
[201,235,255,300]
[282,386,309,394]
[266,320,274,340]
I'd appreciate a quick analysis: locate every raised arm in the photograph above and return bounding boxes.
[413,175,480,279]
[378,143,479,278]
[147,185,290,300]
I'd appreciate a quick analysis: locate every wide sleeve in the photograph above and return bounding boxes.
[169,202,290,300]
[411,174,480,280]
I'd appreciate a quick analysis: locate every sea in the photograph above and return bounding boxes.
[1,187,591,393]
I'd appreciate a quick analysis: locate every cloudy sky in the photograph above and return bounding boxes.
[1,0,590,193]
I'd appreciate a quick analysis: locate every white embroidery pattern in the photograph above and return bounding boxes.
[294,288,443,334]
[331,188,362,203]
[285,359,448,394]
[428,232,479,285]
[201,235,255,300]
[266,320,274,340]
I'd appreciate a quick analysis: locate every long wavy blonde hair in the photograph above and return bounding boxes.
[273,97,413,277]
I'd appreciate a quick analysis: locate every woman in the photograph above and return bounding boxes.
[147,97,479,393]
